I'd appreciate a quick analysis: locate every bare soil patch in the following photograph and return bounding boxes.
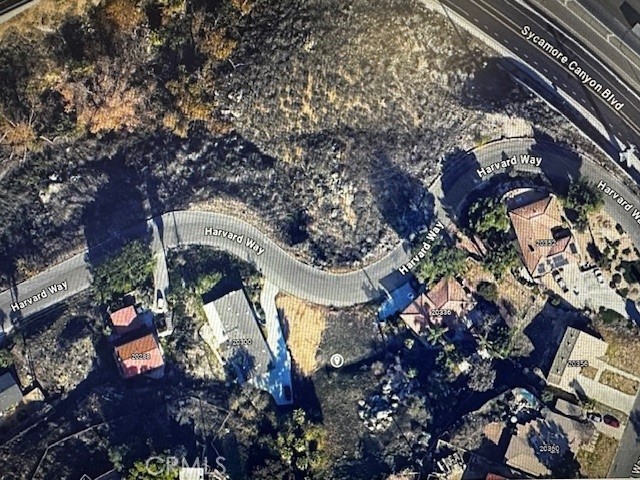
[601,326,640,377]
[577,433,618,478]
[599,370,639,395]
[581,365,598,380]
[277,293,327,376]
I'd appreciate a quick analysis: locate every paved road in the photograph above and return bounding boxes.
[437,0,640,149]
[3,137,640,324]
[0,210,412,332]
[0,0,39,24]
[529,0,640,97]
[610,392,640,477]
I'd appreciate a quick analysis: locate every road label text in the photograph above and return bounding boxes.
[204,227,265,255]
[597,181,634,213]
[10,280,68,312]
[521,25,624,111]
[477,154,542,178]
[398,220,445,275]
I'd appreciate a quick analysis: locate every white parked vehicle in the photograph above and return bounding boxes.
[552,270,568,293]
[594,268,605,285]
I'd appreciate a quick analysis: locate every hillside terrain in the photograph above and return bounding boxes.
[0,0,584,288]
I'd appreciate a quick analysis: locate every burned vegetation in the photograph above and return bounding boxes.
[0,0,573,289]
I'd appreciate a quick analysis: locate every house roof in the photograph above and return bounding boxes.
[400,293,430,334]
[425,276,468,312]
[110,306,138,327]
[400,277,470,333]
[204,289,273,382]
[179,468,204,480]
[508,195,575,277]
[114,332,164,379]
[0,372,23,413]
[547,327,609,393]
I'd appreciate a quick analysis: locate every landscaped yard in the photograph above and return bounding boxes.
[581,365,598,380]
[599,370,639,395]
[601,327,640,377]
[276,294,327,376]
[577,433,618,478]
[464,258,535,316]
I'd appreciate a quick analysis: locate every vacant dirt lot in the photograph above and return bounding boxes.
[277,293,327,376]
[601,327,640,377]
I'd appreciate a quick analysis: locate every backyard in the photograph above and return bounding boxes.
[577,433,618,478]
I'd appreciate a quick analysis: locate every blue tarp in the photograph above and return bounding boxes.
[377,282,417,320]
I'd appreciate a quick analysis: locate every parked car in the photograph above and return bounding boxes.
[552,270,569,293]
[603,414,620,428]
[594,268,605,285]
[587,412,602,423]
[156,290,165,310]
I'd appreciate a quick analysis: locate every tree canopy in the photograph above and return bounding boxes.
[416,241,467,286]
[271,409,326,478]
[467,196,509,234]
[484,240,518,279]
[91,240,154,303]
[126,457,178,480]
[563,179,603,231]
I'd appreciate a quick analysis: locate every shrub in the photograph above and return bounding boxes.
[467,197,509,234]
[91,241,154,303]
[477,281,498,302]
[416,242,467,285]
[598,307,626,325]
[562,179,603,231]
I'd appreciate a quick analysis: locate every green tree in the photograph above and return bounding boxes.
[436,342,463,375]
[126,456,178,480]
[467,359,497,392]
[477,281,498,302]
[266,409,327,478]
[91,240,154,303]
[426,324,449,346]
[484,240,518,279]
[416,242,467,285]
[0,348,13,369]
[563,179,603,231]
[467,197,509,234]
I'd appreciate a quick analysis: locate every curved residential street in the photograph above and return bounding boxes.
[2,137,640,328]
[3,136,640,474]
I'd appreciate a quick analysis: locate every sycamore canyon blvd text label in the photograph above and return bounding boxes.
[521,25,624,111]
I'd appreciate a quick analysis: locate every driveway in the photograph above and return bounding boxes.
[548,263,627,317]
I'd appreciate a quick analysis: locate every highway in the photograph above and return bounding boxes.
[435,0,640,151]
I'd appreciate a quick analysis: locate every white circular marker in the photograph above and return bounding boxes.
[330,353,344,368]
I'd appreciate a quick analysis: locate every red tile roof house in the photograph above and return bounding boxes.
[113,331,165,379]
[508,194,580,279]
[400,276,474,335]
[109,305,146,336]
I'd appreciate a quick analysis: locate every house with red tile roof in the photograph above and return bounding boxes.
[113,331,165,379]
[109,305,145,335]
[508,194,580,278]
[400,276,473,334]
